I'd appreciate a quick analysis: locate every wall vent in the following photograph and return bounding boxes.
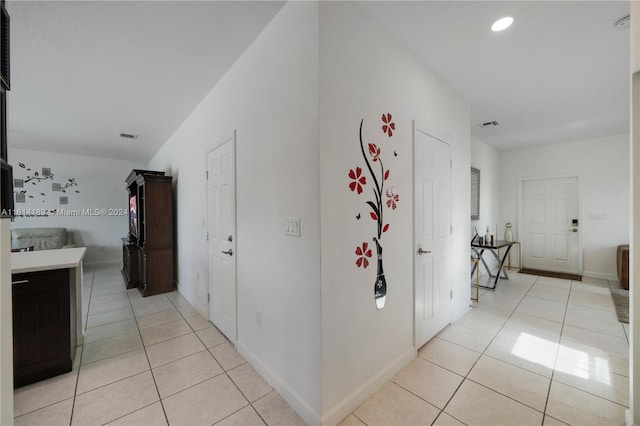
[614,14,630,30]
[478,121,499,128]
[119,133,138,140]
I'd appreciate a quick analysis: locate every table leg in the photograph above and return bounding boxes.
[471,258,479,302]
[493,245,514,287]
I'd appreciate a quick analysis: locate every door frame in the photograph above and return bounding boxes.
[517,174,583,274]
[207,131,238,346]
[413,121,453,350]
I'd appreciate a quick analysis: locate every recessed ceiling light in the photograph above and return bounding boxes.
[491,16,513,32]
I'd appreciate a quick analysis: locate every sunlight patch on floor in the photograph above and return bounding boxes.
[511,332,611,385]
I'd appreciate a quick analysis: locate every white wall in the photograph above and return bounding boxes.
[8,148,144,265]
[319,3,471,423]
[499,134,630,280]
[148,2,321,423]
[471,136,501,270]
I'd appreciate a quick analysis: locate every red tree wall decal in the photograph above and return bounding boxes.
[348,114,399,309]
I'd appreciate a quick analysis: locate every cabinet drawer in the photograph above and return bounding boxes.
[12,268,71,387]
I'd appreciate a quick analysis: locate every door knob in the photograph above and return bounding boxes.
[567,229,578,233]
[417,248,431,255]
[221,249,233,256]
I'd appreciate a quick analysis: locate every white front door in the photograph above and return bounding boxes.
[207,135,237,342]
[522,176,580,274]
[415,126,451,348]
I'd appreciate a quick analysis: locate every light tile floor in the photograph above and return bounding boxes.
[13,265,305,426]
[342,271,629,426]
[14,265,630,425]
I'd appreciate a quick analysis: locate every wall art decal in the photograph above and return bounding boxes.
[13,162,80,204]
[57,178,78,193]
[382,113,395,137]
[348,113,399,309]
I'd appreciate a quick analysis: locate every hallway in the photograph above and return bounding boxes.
[343,271,629,425]
[13,264,304,425]
[13,265,629,425]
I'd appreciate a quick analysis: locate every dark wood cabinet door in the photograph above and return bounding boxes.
[12,268,71,387]
[121,240,139,289]
[124,170,175,297]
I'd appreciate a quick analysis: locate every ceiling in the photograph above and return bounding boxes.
[360,1,630,151]
[6,1,631,161]
[6,1,285,162]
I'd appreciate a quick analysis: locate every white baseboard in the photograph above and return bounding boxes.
[625,408,636,426]
[321,346,416,426]
[582,270,618,282]
[174,280,208,318]
[236,341,321,426]
[84,259,121,268]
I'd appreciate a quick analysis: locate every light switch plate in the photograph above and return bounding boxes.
[285,217,301,237]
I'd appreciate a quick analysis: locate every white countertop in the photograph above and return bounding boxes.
[11,247,87,274]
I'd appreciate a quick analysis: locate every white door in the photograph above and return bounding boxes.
[522,177,580,274]
[415,126,451,348]
[208,135,237,342]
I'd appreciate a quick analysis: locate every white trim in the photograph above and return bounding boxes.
[84,258,121,268]
[626,408,635,426]
[173,279,208,319]
[237,340,323,426]
[582,271,618,282]
[320,346,415,426]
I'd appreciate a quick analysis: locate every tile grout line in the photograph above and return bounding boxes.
[101,291,244,425]
[540,278,574,423]
[433,275,540,424]
[167,293,274,426]
[548,280,630,409]
[126,288,171,426]
[451,280,631,412]
[166,295,302,424]
[69,266,96,426]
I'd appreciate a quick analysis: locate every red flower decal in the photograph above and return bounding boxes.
[384,170,390,181]
[383,224,390,233]
[368,143,381,162]
[386,187,399,210]
[382,113,395,137]
[348,167,367,194]
[355,242,373,268]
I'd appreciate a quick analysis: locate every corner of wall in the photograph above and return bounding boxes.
[320,347,415,426]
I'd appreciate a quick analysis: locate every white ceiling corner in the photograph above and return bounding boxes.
[6,1,631,159]
[7,0,285,162]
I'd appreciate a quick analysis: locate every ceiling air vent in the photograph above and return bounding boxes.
[119,133,138,140]
[614,14,630,30]
[478,121,499,128]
